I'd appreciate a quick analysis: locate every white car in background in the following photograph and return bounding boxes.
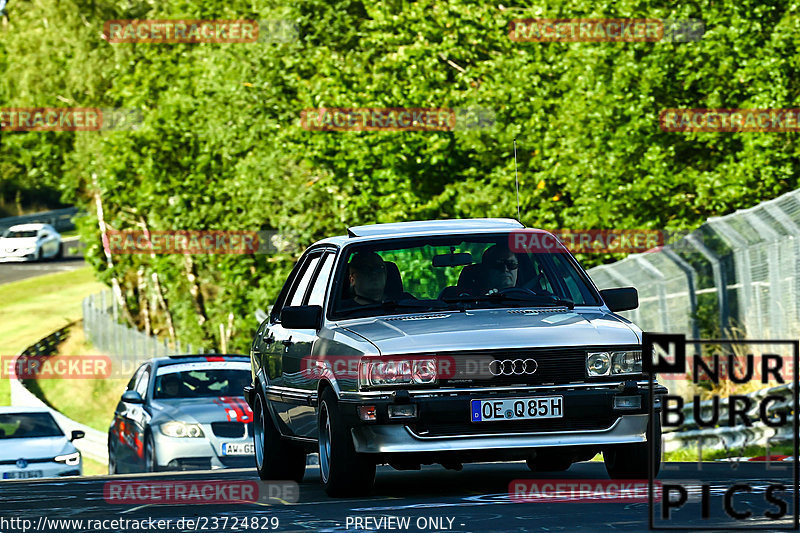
[0,407,84,479]
[0,223,62,262]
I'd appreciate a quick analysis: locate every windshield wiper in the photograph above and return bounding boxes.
[336,298,448,318]
[442,290,574,309]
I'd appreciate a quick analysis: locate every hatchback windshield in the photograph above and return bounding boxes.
[0,412,64,439]
[331,233,600,318]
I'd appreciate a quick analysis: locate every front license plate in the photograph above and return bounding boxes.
[3,470,44,479]
[471,396,564,422]
[221,442,254,456]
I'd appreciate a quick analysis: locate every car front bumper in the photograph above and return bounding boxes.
[352,413,649,453]
[0,461,82,479]
[152,429,253,471]
[341,381,665,455]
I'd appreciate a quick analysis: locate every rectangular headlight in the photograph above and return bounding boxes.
[610,350,642,375]
[587,350,643,377]
[359,358,438,388]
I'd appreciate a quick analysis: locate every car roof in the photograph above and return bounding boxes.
[0,406,53,415]
[312,218,528,247]
[6,223,53,231]
[150,353,249,368]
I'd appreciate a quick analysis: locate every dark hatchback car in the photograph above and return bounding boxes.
[246,219,666,496]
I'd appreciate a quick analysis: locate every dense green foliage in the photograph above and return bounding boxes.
[1,0,797,350]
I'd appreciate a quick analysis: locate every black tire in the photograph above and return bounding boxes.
[34,248,42,262]
[107,437,118,475]
[253,390,306,482]
[55,243,63,260]
[526,453,572,472]
[604,416,661,479]
[318,387,376,497]
[144,432,158,473]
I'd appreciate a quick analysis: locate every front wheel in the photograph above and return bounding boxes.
[253,390,306,482]
[318,388,375,497]
[107,437,118,474]
[144,432,158,472]
[604,416,661,479]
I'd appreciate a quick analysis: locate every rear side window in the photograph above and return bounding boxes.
[288,255,321,306]
[307,253,335,306]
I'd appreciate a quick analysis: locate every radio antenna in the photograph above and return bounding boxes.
[513,139,521,223]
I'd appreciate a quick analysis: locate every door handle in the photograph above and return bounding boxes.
[263,333,274,346]
[281,336,294,348]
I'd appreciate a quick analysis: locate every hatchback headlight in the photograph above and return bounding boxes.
[54,451,81,466]
[159,421,205,438]
[359,358,438,388]
[587,350,642,376]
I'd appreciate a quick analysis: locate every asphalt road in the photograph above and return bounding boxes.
[1,462,797,532]
[0,257,86,285]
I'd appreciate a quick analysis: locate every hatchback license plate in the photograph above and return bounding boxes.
[471,396,564,422]
[221,442,254,456]
[3,470,44,479]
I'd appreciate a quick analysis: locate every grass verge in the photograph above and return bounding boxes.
[0,266,105,406]
[664,443,795,462]
[29,325,128,433]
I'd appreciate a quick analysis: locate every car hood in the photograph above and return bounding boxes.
[0,436,73,461]
[150,397,253,425]
[340,307,640,355]
[0,237,37,248]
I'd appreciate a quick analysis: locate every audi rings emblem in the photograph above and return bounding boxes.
[489,358,538,376]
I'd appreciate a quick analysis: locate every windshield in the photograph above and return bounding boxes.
[0,412,64,439]
[331,233,601,319]
[2,230,38,238]
[153,369,251,399]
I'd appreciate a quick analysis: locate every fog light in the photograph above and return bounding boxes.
[358,405,377,421]
[388,404,417,420]
[613,396,641,409]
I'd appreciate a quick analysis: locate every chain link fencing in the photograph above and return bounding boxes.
[588,188,800,342]
[83,290,211,372]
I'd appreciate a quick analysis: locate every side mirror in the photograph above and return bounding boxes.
[70,430,85,441]
[121,390,145,404]
[281,305,322,330]
[600,287,639,312]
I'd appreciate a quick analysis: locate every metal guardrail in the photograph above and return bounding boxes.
[10,324,109,464]
[663,382,795,453]
[0,207,81,232]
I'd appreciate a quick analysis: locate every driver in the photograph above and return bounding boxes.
[478,244,519,293]
[346,251,387,305]
[159,373,182,398]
